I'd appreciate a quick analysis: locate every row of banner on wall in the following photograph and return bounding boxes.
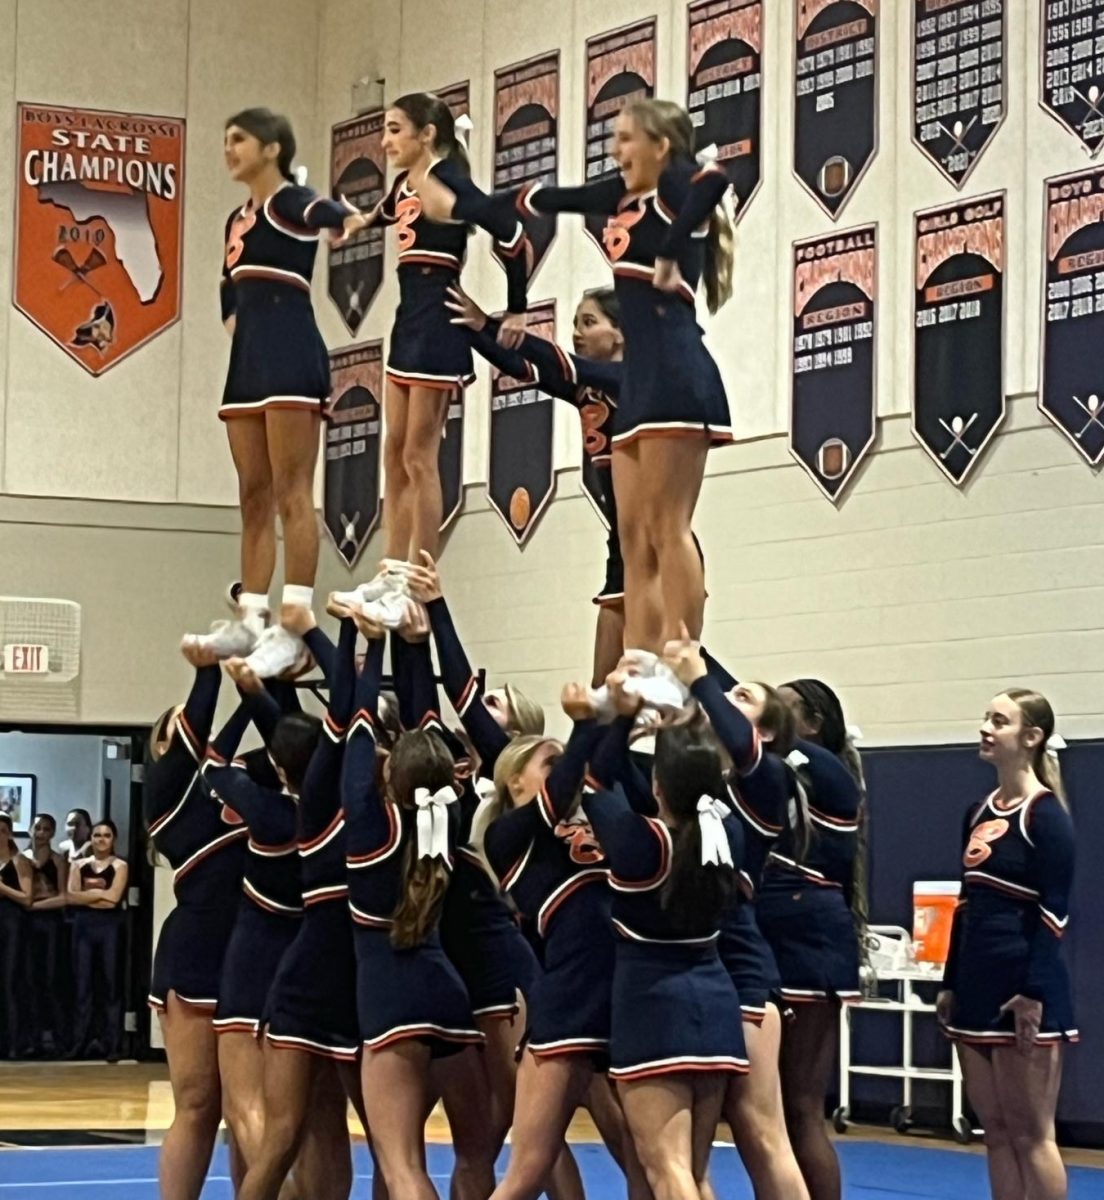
[8,1,1104,566]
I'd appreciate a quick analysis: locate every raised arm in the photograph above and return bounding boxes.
[538,717,604,826]
[515,176,626,220]
[342,636,396,861]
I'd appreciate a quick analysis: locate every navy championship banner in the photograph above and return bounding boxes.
[494,52,559,281]
[1040,0,1104,156]
[793,0,878,219]
[912,0,1005,189]
[1041,166,1104,465]
[325,341,383,570]
[584,20,657,251]
[791,226,877,502]
[329,112,386,335]
[437,80,470,531]
[913,193,1005,485]
[687,0,764,222]
[488,301,557,545]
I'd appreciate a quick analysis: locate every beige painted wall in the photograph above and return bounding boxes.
[0,0,1101,756]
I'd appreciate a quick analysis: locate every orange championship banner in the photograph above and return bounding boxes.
[14,103,185,376]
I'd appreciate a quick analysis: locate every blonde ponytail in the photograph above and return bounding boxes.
[704,208,735,314]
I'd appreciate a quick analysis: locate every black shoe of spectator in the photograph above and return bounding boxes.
[60,1041,86,1061]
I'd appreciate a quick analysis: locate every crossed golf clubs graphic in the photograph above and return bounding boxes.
[939,413,978,460]
[339,511,362,556]
[1073,84,1104,136]
[54,246,108,296]
[1072,394,1104,440]
[938,116,977,165]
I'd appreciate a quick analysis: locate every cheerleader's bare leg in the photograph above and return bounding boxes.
[723,1005,809,1200]
[156,994,223,1200]
[612,443,664,654]
[226,417,277,603]
[361,1039,439,1200]
[335,1060,391,1200]
[266,408,322,590]
[218,1029,268,1175]
[400,385,451,559]
[290,1058,354,1200]
[584,1075,652,1200]
[434,1045,498,1200]
[383,381,414,559]
[777,1003,841,1200]
[592,603,626,688]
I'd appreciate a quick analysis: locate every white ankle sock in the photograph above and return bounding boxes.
[238,592,269,637]
[282,584,314,610]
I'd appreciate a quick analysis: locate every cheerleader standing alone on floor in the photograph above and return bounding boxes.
[470,99,733,669]
[185,107,370,677]
[938,689,1076,1200]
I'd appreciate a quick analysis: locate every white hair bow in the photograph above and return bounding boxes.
[454,113,474,152]
[293,165,309,186]
[696,142,719,168]
[695,142,737,225]
[786,749,809,770]
[1046,733,1067,760]
[414,785,456,860]
[847,724,864,744]
[697,796,733,868]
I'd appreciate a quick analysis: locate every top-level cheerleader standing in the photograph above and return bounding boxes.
[338,93,530,626]
[939,688,1076,1200]
[185,107,370,679]
[477,99,733,674]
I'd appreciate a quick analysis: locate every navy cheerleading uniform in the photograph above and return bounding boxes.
[484,721,614,1061]
[508,160,732,447]
[390,631,539,1019]
[942,788,1077,1047]
[755,738,862,1006]
[263,623,360,1061]
[146,666,247,1012]
[220,182,349,418]
[377,157,528,392]
[205,708,303,1036]
[581,718,747,1081]
[343,637,481,1057]
[690,675,785,1024]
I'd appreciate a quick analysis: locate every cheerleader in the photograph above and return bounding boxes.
[202,683,310,1175]
[185,107,371,677]
[482,99,732,672]
[236,608,362,1200]
[446,285,625,684]
[146,649,250,1200]
[576,675,746,1200]
[24,814,68,1057]
[938,689,1076,1200]
[342,621,496,1200]
[0,814,32,1059]
[753,683,863,1200]
[340,94,529,623]
[663,635,810,1200]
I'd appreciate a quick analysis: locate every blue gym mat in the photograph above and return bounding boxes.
[0,1139,1101,1198]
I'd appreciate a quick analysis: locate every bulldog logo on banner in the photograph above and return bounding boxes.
[584,20,657,252]
[790,226,877,502]
[793,0,878,220]
[329,112,386,335]
[325,341,383,570]
[1040,0,1104,156]
[14,103,185,376]
[1040,165,1104,466]
[913,193,1006,485]
[912,0,1005,189]
[488,301,557,545]
[494,52,560,282]
[687,0,764,222]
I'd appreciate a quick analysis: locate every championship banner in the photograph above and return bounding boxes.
[488,301,557,545]
[1040,166,1104,465]
[687,0,763,222]
[325,341,383,570]
[1041,0,1104,156]
[790,225,877,502]
[14,103,184,376]
[494,52,559,281]
[913,193,1005,486]
[793,1,878,220]
[912,0,1005,189]
[437,79,470,533]
[584,20,657,251]
[329,112,386,335]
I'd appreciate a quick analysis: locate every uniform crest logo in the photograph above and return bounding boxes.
[14,103,185,376]
[964,818,1008,868]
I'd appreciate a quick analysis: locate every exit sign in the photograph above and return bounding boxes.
[4,644,49,673]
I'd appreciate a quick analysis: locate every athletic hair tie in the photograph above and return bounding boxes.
[697,796,732,868]
[293,165,309,186]
[454,113,474,152]
[1045,733,1067,760]
[785,749,809,770]
[414,785,456,860]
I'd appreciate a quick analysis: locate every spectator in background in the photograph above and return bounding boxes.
[60,809,93,863]
[0,813,32,1058]
[67,820,128,1061]
[23,814,68,1056]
